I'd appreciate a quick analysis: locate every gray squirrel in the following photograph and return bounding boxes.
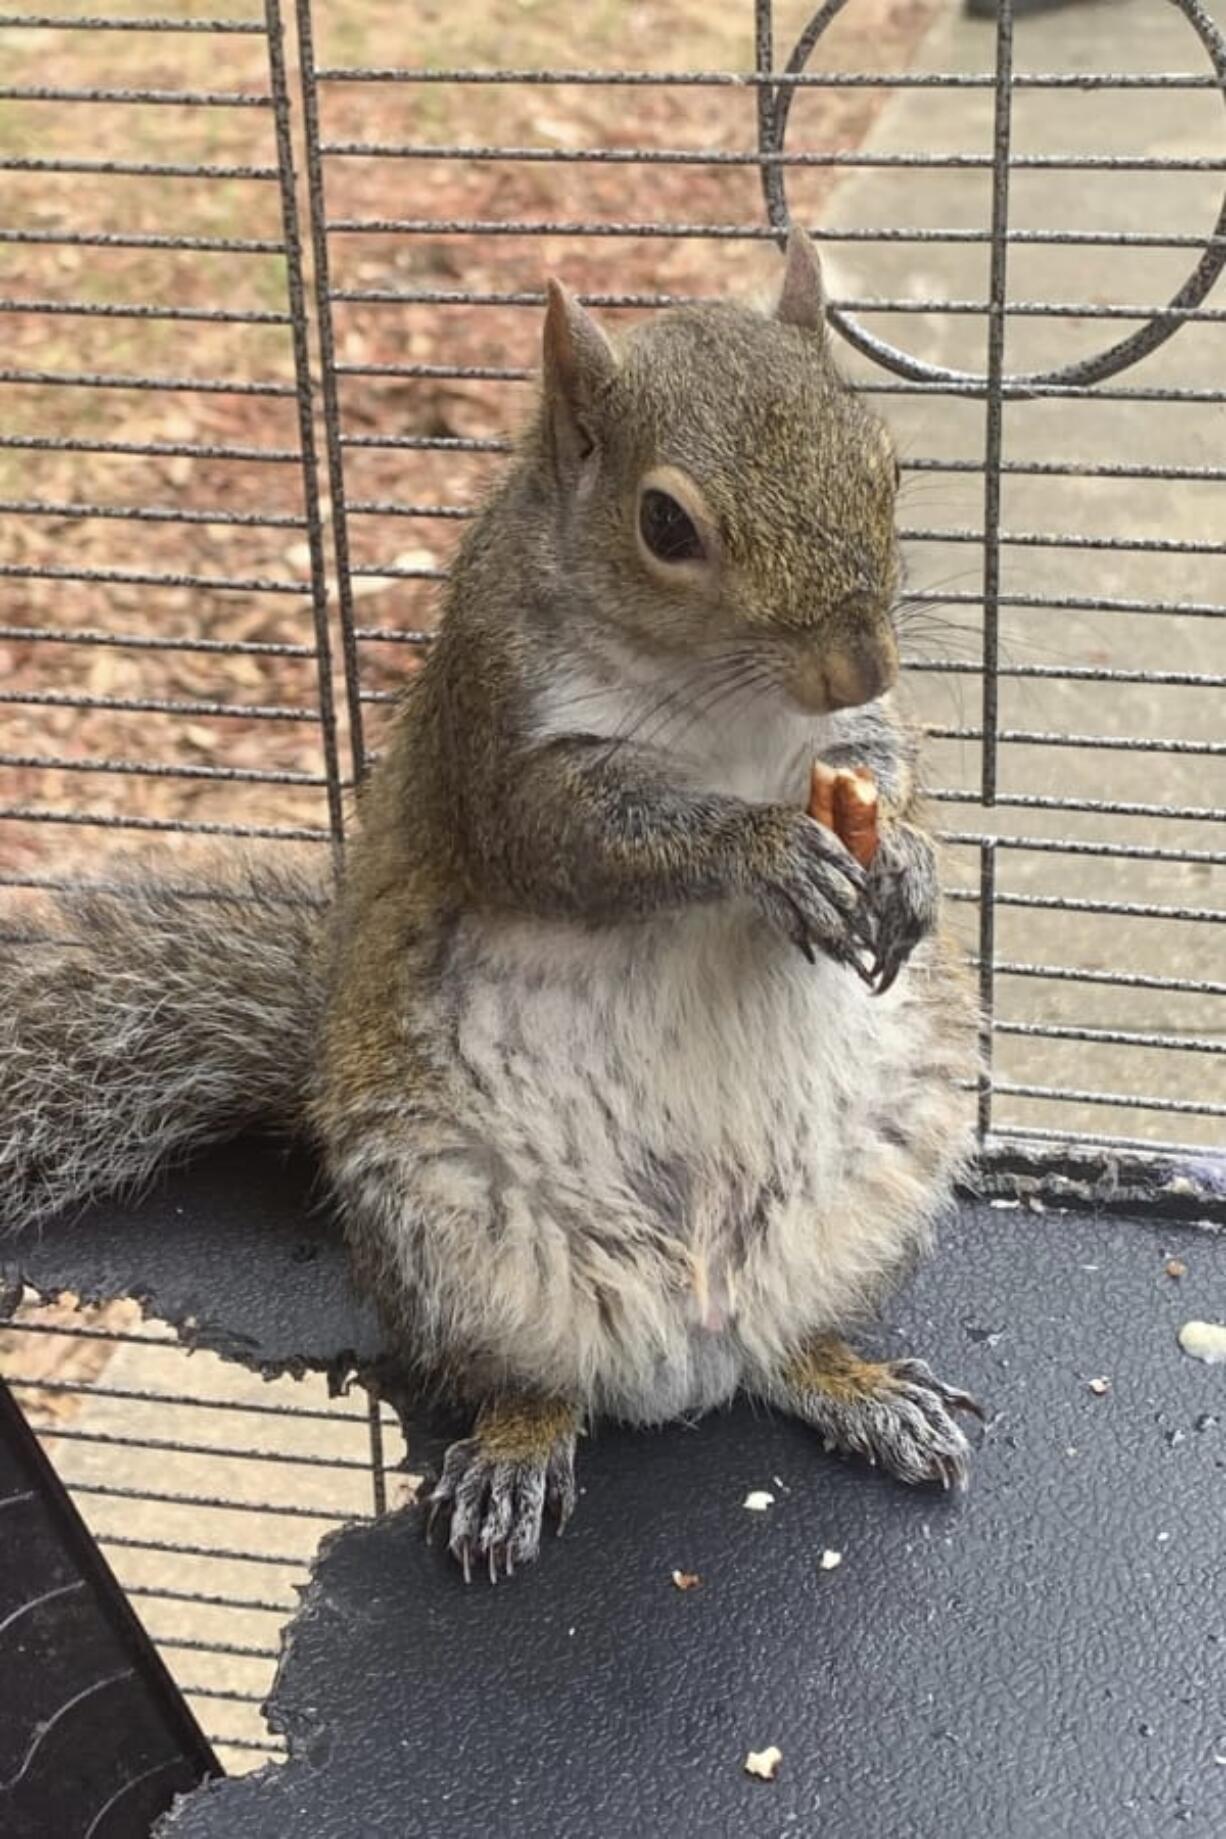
[1,231,980,1581]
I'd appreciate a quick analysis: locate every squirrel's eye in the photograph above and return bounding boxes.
[639,489,704,564]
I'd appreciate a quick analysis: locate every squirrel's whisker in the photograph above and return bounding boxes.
[596,652,759,765]
[651,660,779,760]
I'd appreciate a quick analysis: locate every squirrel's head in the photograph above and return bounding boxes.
[536,230,900,715]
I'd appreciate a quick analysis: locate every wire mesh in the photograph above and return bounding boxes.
[297,0,1224,1172]
[0,0,1221,1156]
[0,0,359,1773]
[0,0,347,874]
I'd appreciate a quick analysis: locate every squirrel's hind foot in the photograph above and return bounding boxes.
[426,1394,580,1583]
[760,1336,984,1492]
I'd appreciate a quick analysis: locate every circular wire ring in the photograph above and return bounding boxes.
[758,0,1226,388]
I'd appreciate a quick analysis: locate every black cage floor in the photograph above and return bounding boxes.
[4,1148,1224,1839]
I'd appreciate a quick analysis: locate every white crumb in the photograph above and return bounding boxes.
[744,1746,782,1781]
[743,1490,775,1512]
[818,1548,843,1571]
[1088,1377,1111,1396]
[1178,1321,1226,1365]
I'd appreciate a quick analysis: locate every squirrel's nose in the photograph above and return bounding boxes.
[823,628,899,710]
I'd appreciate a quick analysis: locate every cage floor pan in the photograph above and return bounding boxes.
[5,1154,1224,1838]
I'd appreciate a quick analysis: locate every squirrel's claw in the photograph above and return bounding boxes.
[862,819,940,997]
[426,1420,579,1584]
[872,954,902,998]
[548,1451,578,1534]
[751,807,881,976]
[763,1341,983,1493]
[848,902,878,954]
[889,1358,986,1423]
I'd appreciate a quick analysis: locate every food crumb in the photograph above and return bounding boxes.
[744,1746,782,1782]
[1178,1321,1226,1365]
[743,1490,775,1512]
[1088,1377,1111,1396]
[671,1570,701,1591]
[818,1548,843,1571]
[1165,1259,1187,1279]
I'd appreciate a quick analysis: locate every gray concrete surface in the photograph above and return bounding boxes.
[813,0,1224,1149]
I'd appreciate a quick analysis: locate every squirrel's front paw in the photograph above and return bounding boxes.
[866,819,939,994]
[744,807,875,979]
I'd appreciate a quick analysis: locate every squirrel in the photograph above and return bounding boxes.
[1,230,981,1581]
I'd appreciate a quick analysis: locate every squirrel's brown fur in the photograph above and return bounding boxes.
[1,234,979,1578]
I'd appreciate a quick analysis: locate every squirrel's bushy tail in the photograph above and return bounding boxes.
[0,853,331,1235]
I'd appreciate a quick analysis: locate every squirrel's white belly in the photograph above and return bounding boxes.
[361,902,974,1422]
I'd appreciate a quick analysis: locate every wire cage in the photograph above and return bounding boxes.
[0,0,1223,1781]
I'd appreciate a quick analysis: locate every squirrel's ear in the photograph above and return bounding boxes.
[542,279,618,473]
[775,226,827,338]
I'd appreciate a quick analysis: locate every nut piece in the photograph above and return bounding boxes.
[807,760,880,866]
[1087,1377,1111,1397]
[671,1570,701,1591]
[744,1746,783,1782]
[1165,1259,1187,1279]
[833,768,879,868]
[743,1490,775,1512]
